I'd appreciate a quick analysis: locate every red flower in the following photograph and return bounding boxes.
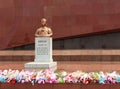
[10,78,16,84]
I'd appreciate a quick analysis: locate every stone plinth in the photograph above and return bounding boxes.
[25,37,57,71]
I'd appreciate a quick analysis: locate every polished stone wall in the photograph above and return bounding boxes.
[0,0,120,49]
[6,32,120,50]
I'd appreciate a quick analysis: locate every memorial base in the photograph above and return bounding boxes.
[24,62,57,71]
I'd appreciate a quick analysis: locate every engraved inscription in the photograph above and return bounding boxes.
[37,47,48,55]
[37,39,49,55]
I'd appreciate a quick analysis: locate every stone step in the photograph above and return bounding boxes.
[0,50,120,61]
[0,61,120,72]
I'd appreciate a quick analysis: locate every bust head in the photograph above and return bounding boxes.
[41,18,47,27]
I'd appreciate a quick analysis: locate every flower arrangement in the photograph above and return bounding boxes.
[0,69,120,85]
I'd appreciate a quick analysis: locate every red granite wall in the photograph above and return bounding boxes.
[0,0,120,49]
[0,0,44,49]
[46,0,120,38]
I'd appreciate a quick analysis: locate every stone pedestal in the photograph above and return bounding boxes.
[25,37,57,71]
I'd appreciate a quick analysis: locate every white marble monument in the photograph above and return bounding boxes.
[24,37,57,71]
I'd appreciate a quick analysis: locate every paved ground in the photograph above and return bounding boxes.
[0,61,120,72]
